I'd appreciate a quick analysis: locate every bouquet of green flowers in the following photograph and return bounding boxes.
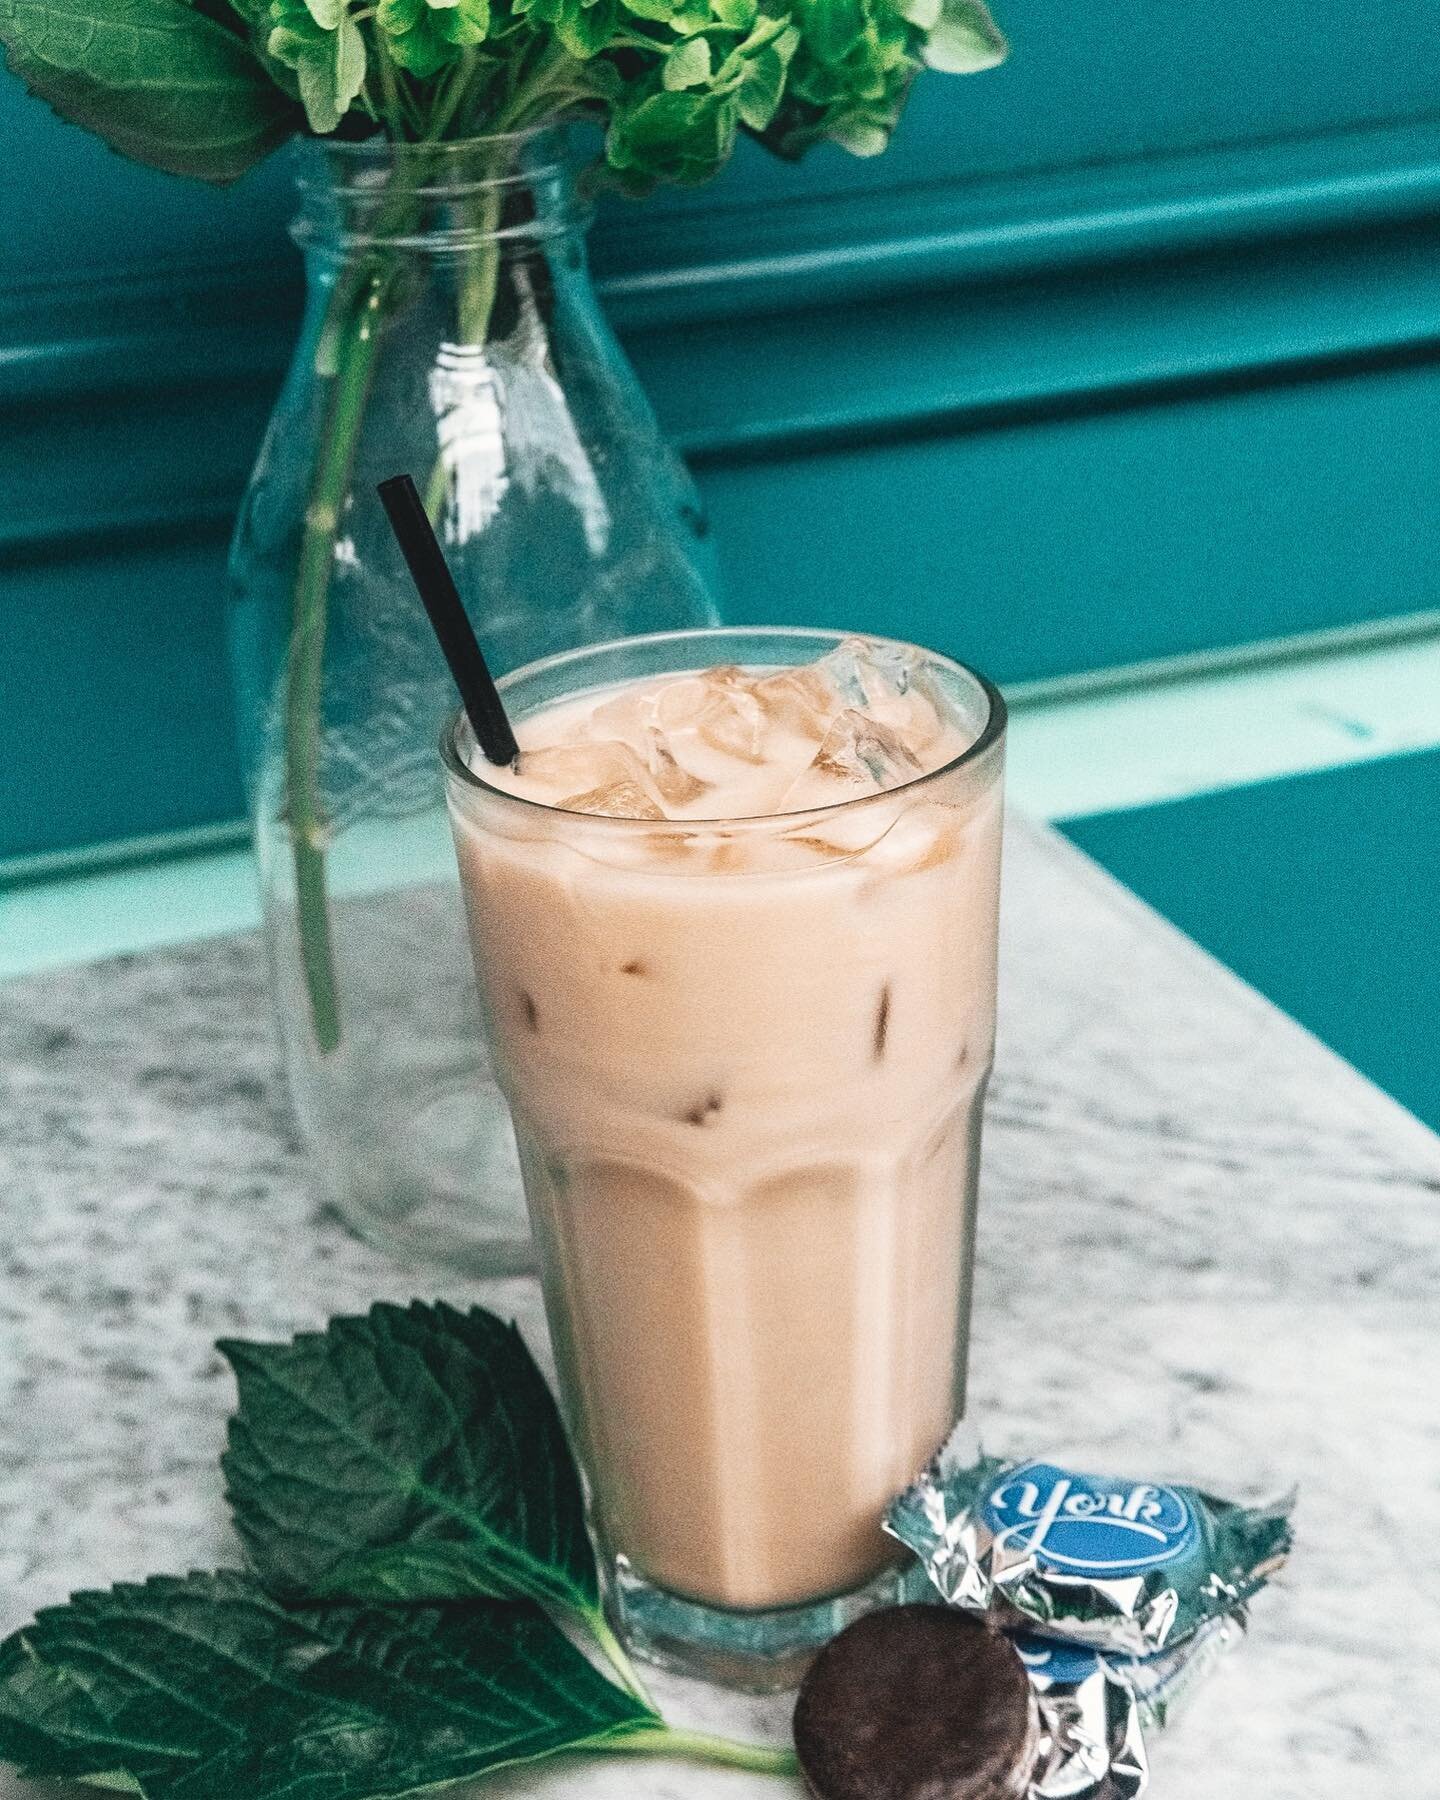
[1,0,1006,1054]
[0,0,1005,187]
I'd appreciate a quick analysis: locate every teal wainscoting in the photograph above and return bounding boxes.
[1063,748,1440,1134]
[6,0,1440,868]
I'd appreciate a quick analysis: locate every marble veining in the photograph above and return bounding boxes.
[2,819,1438,1799]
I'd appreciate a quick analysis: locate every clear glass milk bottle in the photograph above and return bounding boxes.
[226,129,719,1273]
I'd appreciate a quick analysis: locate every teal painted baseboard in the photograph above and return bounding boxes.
[1064,747,1440,1133]
[7,620,1437,953]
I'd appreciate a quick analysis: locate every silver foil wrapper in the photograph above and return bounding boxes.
[886,1449,1293,1656]
[1019,1616,1238,1800]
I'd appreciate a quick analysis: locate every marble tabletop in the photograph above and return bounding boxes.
[3,819,1439,1800]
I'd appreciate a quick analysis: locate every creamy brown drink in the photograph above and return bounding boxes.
[443,628,1005,1685]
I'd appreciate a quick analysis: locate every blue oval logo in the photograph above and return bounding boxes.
[1013,1635,1103,1684]
[981,1462,1197,1575]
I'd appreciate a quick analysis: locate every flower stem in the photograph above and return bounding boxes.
[458,185,502,345]
[283,262,391,1055]
[598,1725,799,1778]
[282,135,509,1047]
[424,159,503,523]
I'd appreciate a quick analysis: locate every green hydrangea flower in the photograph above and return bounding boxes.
[1,0,1006,187]
[377,0,492,79]
[513,0,621,61]
[606,86,737,187]
[759,0,1005,159]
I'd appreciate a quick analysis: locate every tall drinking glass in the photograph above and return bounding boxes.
[442,627,1005,1689]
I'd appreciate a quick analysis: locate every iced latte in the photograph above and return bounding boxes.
[442,628,1005,1686]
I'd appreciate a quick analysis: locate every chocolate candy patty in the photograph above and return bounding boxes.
[794,1605,1038,1800]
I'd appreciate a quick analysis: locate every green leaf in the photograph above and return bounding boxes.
[221,1302,603,1625]
[608,84,739,185]
[374,0,445,73]
[735,21,795,131]
[662,32,709,89]
[720,6,789,64]
[792,0,864,65]
[424,0,489,40]
[267,0,365,126]
[0,0,298,183]
[618,0,684,20]
[551,0,620,58]
[825,113,889,155]
[922,0,1007,73]
[372,0,487,76]
[294,10,364,133]
[0,1572,655,1799]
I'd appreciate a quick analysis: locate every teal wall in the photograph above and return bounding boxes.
[6,0,1440,867]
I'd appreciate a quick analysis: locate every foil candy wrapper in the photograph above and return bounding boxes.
[886,1451,1293,1656]
[1018,1615,1238,1800]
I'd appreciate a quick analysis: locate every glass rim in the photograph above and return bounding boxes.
[292,124,583,224]
[296,123,570,166]
[440,625,1007,831]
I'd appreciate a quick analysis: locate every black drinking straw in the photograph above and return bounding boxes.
[377,473,520,768]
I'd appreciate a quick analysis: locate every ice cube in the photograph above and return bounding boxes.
[517,739,652,796]
[863,802,960,874]
[699,688,767,762]
[559,779,666,820]
[817,709,924,788]
[751,665,844,742]
[783,834,861,866]
[782,804,895,860]
[811,637,946,753]
[638,828,703,861]
[819,636,922,706]
[777,709,924,812]
[644,726,711,806]
[655,666,769,763]
[652,673,718,730]
[518,739,668,818]
[588,687,654,756]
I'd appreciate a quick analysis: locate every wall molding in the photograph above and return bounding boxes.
[5,105,1440,565]
[7,107,1440,355]
[4,108,1440,380]
[596,108,1440,321]
[9,97,1440,866]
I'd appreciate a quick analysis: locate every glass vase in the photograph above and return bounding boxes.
[226,130,720,1274]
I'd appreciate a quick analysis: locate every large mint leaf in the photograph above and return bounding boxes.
[221,1302,602,1622]
[0,1571,655,1799]
[0,0,298,183]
